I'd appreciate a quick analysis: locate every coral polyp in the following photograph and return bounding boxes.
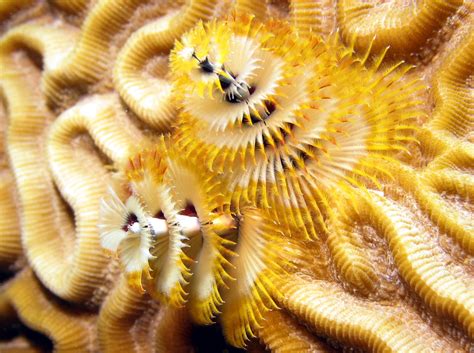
[0,1,472,352]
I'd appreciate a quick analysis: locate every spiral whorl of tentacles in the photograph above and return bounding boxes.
[172,15,423,240]
[100,140,231,314]
[98,137,304,345]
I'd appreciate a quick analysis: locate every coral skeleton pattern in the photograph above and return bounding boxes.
[0,0,472,352]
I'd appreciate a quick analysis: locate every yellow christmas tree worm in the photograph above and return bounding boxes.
[99,143,306,346]
[221,207,306,347]
[99,141,238,323]
[162,153,236,324]
[171,15,423,240]
[100,146,194,304]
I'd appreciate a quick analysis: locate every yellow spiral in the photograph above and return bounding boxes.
[171,15,423,239]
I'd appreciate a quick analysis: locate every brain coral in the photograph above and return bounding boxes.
[0,0,473,352]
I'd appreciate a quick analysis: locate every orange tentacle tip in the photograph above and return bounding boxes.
[127,271,146,294]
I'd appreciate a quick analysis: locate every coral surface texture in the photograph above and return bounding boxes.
[0,0,473,352]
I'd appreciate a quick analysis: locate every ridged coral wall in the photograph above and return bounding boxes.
[0,0,472,352]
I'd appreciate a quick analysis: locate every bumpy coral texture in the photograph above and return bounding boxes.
[0,0,473,352]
